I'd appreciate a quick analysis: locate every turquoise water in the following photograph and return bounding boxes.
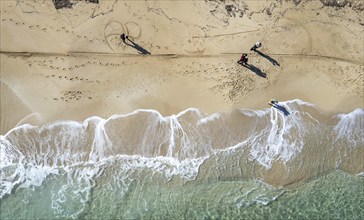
[1,170,363,219]
[1,101,363,219]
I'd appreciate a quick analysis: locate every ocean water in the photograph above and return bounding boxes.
[1,100,363,219]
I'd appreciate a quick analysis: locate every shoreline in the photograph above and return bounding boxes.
[1,51,363,134]
[0,1,363,218]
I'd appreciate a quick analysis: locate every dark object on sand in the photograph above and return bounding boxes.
[124,37,151,55]
[255,50,280,66]
[250,42,262,51]
[320,0,349,8]
[238,61,267,78]
[268,99,279,105]
[268,99,290,116]
[120,34,126,43]
[237,53,248,65]
[86,0,99,3]
[52,0,99,10]
[52,0,73,9]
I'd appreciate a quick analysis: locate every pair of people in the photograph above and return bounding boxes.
[237,42,262,65]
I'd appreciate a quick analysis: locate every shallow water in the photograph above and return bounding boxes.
[1,100,363,219]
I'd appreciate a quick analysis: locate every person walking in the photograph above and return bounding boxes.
[237,53,248,65]
[250,42,262,51]
[120,33,128,43]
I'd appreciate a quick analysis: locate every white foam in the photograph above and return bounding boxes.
[284,99,318,108]
[1,101,361,195]
[3,123,37,137]
[102,154,207,181]
[248,103,314,168]
[197,112,221,125]
[89,118,112,162]
[235,181,285,208]
[0,162,59,198]
[47,153,207,217]
[238,108,270,117]
[20,165,59,188]
[106,108,166,122]
[334,108,364,146]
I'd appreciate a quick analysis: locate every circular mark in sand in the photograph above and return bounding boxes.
[104,21,142,52]
[104,21,125,51]
[125,22,141,39]
[267,18,312,54]
[183,36,206,54]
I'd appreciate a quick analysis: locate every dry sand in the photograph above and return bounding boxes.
[1,0,363,134]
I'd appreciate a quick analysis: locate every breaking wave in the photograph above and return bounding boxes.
[0,100,363,218]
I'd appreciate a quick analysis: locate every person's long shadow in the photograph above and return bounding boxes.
[255,50,280,66]
[272,104,290,116]
[125,38,151,55]
[239,63,267,78]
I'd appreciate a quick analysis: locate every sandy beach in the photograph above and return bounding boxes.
[1,0,363,134]
[1,1,364,219]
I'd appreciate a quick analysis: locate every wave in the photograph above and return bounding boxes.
[1,99,363,218]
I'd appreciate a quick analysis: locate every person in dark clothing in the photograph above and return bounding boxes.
[120,33,127,43]
[237,53,248,65]
[268,99,279,106]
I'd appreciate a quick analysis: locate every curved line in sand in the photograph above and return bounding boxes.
[104,21,125,51]
[183,36,206,54]
[270,17,313,54]
[287,18,313,54]
[104,21,143,51]
[124,21,141,39]
[16,112,43,127]
[199,29,260,38]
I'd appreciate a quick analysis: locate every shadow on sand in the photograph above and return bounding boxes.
[272,104,290,116]
[239,63,267,78]
[255,50,280,66]
[125,38,151,55]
